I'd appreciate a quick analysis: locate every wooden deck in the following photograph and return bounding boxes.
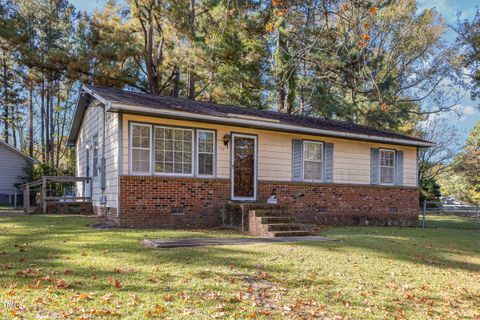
[19,176,92,214]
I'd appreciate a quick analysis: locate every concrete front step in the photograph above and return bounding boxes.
[267,223,306,231]
[261,216,297,224]
[247,204,311,237]
[269,230,312,237]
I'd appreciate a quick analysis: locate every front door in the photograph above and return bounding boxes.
[231,134,257,201]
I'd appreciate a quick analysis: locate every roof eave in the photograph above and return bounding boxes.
[109,103,436,148]
[67,85,111,145]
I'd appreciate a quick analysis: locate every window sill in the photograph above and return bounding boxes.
[302,179,325,183]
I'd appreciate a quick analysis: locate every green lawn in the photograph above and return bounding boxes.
[422,214,480,230]
[0,214,479,319]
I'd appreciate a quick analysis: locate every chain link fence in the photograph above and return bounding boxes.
[420,201,480,230]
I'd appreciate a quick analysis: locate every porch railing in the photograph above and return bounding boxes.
[19,176,91,213]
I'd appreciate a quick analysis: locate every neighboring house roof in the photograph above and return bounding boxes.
[67,84,435,147]
[0,141,37,163]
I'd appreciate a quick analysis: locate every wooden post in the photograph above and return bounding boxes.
[24,185,30,212]
[41,177,47,214]
[13,188,17,209]
[422,200,426,228]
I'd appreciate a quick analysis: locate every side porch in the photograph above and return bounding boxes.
[20,176,93,214]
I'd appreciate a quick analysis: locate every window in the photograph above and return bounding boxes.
[129,123,217,176]
[197,130,215,176]
[303,141,323,181]
[92,134,99,177]
[380,149,395,184]
[131,124,151,173]
[154,126,193,175]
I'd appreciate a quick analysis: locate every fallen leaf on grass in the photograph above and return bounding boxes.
[102,293,115,302]
[16,270,26,277]
[76,293,93,301]
[56,279,69,289]
[114,279,122,288]
[6,289,16,296]
[163,294,174,302]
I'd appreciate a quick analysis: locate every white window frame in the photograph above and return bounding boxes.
[196,129,216,177]
[379,148,396,185]
[129,123,152,175]
[153,125,194,177]
[302,140,324,182]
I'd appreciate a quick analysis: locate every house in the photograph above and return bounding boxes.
[0,141,36,205]
[67,85,434,230]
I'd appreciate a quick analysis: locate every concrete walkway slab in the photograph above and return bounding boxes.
[143,236,336,248]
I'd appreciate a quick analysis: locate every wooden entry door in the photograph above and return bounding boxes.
[231,134,257,201]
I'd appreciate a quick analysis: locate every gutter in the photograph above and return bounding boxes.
[107,103,436,148]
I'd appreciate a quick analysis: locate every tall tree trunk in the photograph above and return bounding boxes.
[275,21,288,113]
[41,80,45,162]
[57,88,69,166]
[2,59,9,144]
[45,80,51,164]
[188,73,195,100]
[274,18,296,114]
[188,0,196,100]
[28,85,34,157]
[11,104,17,148]
[172,66,180,97]
[49,82,55,164]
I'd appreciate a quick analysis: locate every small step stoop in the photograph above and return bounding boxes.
[248,204,311,237]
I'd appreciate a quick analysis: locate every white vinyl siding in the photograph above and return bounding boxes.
[380,149,395,185]
[121,115,419,187]
[196,130,215,177]
[303,141,323,181]
[0,144,30,195]
[75,102,119,210]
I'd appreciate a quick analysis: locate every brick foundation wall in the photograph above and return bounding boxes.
[46,202,94,215]
[118,176,419,228]
[118,175,230,228]
[259,181,420,226]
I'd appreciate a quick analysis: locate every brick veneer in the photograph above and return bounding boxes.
[118,176,420,228]
[118,175,230,228]
[259,181,420,226]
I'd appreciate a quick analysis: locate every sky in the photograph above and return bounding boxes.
[417,0,480,141]
[71,0,480,142]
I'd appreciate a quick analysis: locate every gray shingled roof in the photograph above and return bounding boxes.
[69,85,433,147]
